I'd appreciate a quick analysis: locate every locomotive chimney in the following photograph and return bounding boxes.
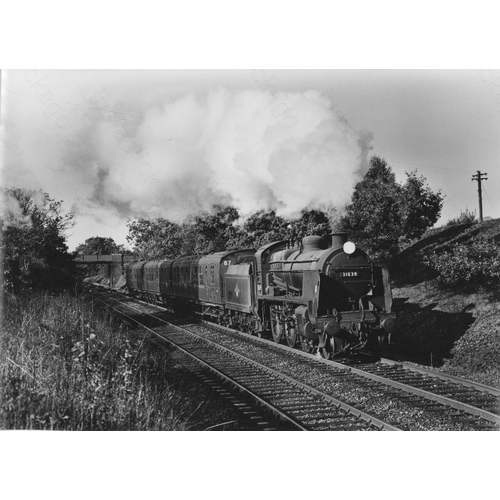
[331,232,348,249]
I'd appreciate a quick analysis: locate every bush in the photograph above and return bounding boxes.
[1,188,76,292]
[446,208,477,226]
[446,312,500,378]
[424,238,500,286]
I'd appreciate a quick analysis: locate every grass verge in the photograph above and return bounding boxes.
[0,290,229,430]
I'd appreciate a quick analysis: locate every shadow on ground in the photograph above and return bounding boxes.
[385,297,475,367]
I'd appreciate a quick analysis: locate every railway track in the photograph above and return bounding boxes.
[92,289,400,431]
[195,320,500,430]
[89,286,500,431]
[357,359,500,421]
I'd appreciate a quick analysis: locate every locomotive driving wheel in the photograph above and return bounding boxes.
[271,314,284,344]
[285,325,297,347]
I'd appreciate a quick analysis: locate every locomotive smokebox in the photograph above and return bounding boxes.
[331,232,348,249]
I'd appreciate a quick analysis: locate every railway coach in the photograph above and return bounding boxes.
[127,249,255,316]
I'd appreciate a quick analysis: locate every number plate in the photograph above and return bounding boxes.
[341,271,359,278]
[334,266,372,282]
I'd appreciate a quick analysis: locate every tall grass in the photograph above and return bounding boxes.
[0,290,195,430]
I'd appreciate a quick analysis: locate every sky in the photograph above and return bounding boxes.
[2,68,500,251]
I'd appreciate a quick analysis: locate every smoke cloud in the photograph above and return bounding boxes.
[78,88,370,223]
[0,190,32,231]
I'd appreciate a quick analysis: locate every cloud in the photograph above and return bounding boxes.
[72,87,369,222]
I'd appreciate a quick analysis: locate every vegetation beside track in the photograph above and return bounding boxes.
[390,218,500,387]
[0,290,250,430]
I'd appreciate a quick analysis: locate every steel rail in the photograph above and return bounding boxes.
[198,321,500,425]
[344,364,500,425]
[95,292,401,431]
[94,295,309,431]
[379,358,500,397]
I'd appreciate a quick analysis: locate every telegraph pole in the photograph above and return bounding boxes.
[471,170,488,222]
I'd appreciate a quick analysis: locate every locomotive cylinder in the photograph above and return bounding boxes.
[381,317,397,333]
[325,320,342,337]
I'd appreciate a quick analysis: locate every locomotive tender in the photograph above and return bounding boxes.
[126,232,396,359]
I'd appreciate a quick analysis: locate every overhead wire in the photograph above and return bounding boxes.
[482,187,497,216]
[387,159,470,173]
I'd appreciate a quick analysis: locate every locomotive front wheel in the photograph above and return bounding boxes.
[320,337,336,360]
[285,326,297,347]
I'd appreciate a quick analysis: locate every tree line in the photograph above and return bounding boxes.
[1,156,445,292]
[126,156,444,261]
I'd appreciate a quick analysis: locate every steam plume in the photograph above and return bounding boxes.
[77,88,370,222]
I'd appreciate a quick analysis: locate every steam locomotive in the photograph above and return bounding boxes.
[126,232,396,360]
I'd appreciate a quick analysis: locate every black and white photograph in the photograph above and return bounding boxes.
[1,3,498,499]
[3,66,499,430]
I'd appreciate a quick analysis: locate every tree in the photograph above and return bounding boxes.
[75,236,120,255]
[126,218,183,260]
[1,187,75,292]
[340,156,443,259]
[182,204,242,254]
[289,209,332,242]
[127,205,244,259]
[399,170,444,240]
[235,209,290,249]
